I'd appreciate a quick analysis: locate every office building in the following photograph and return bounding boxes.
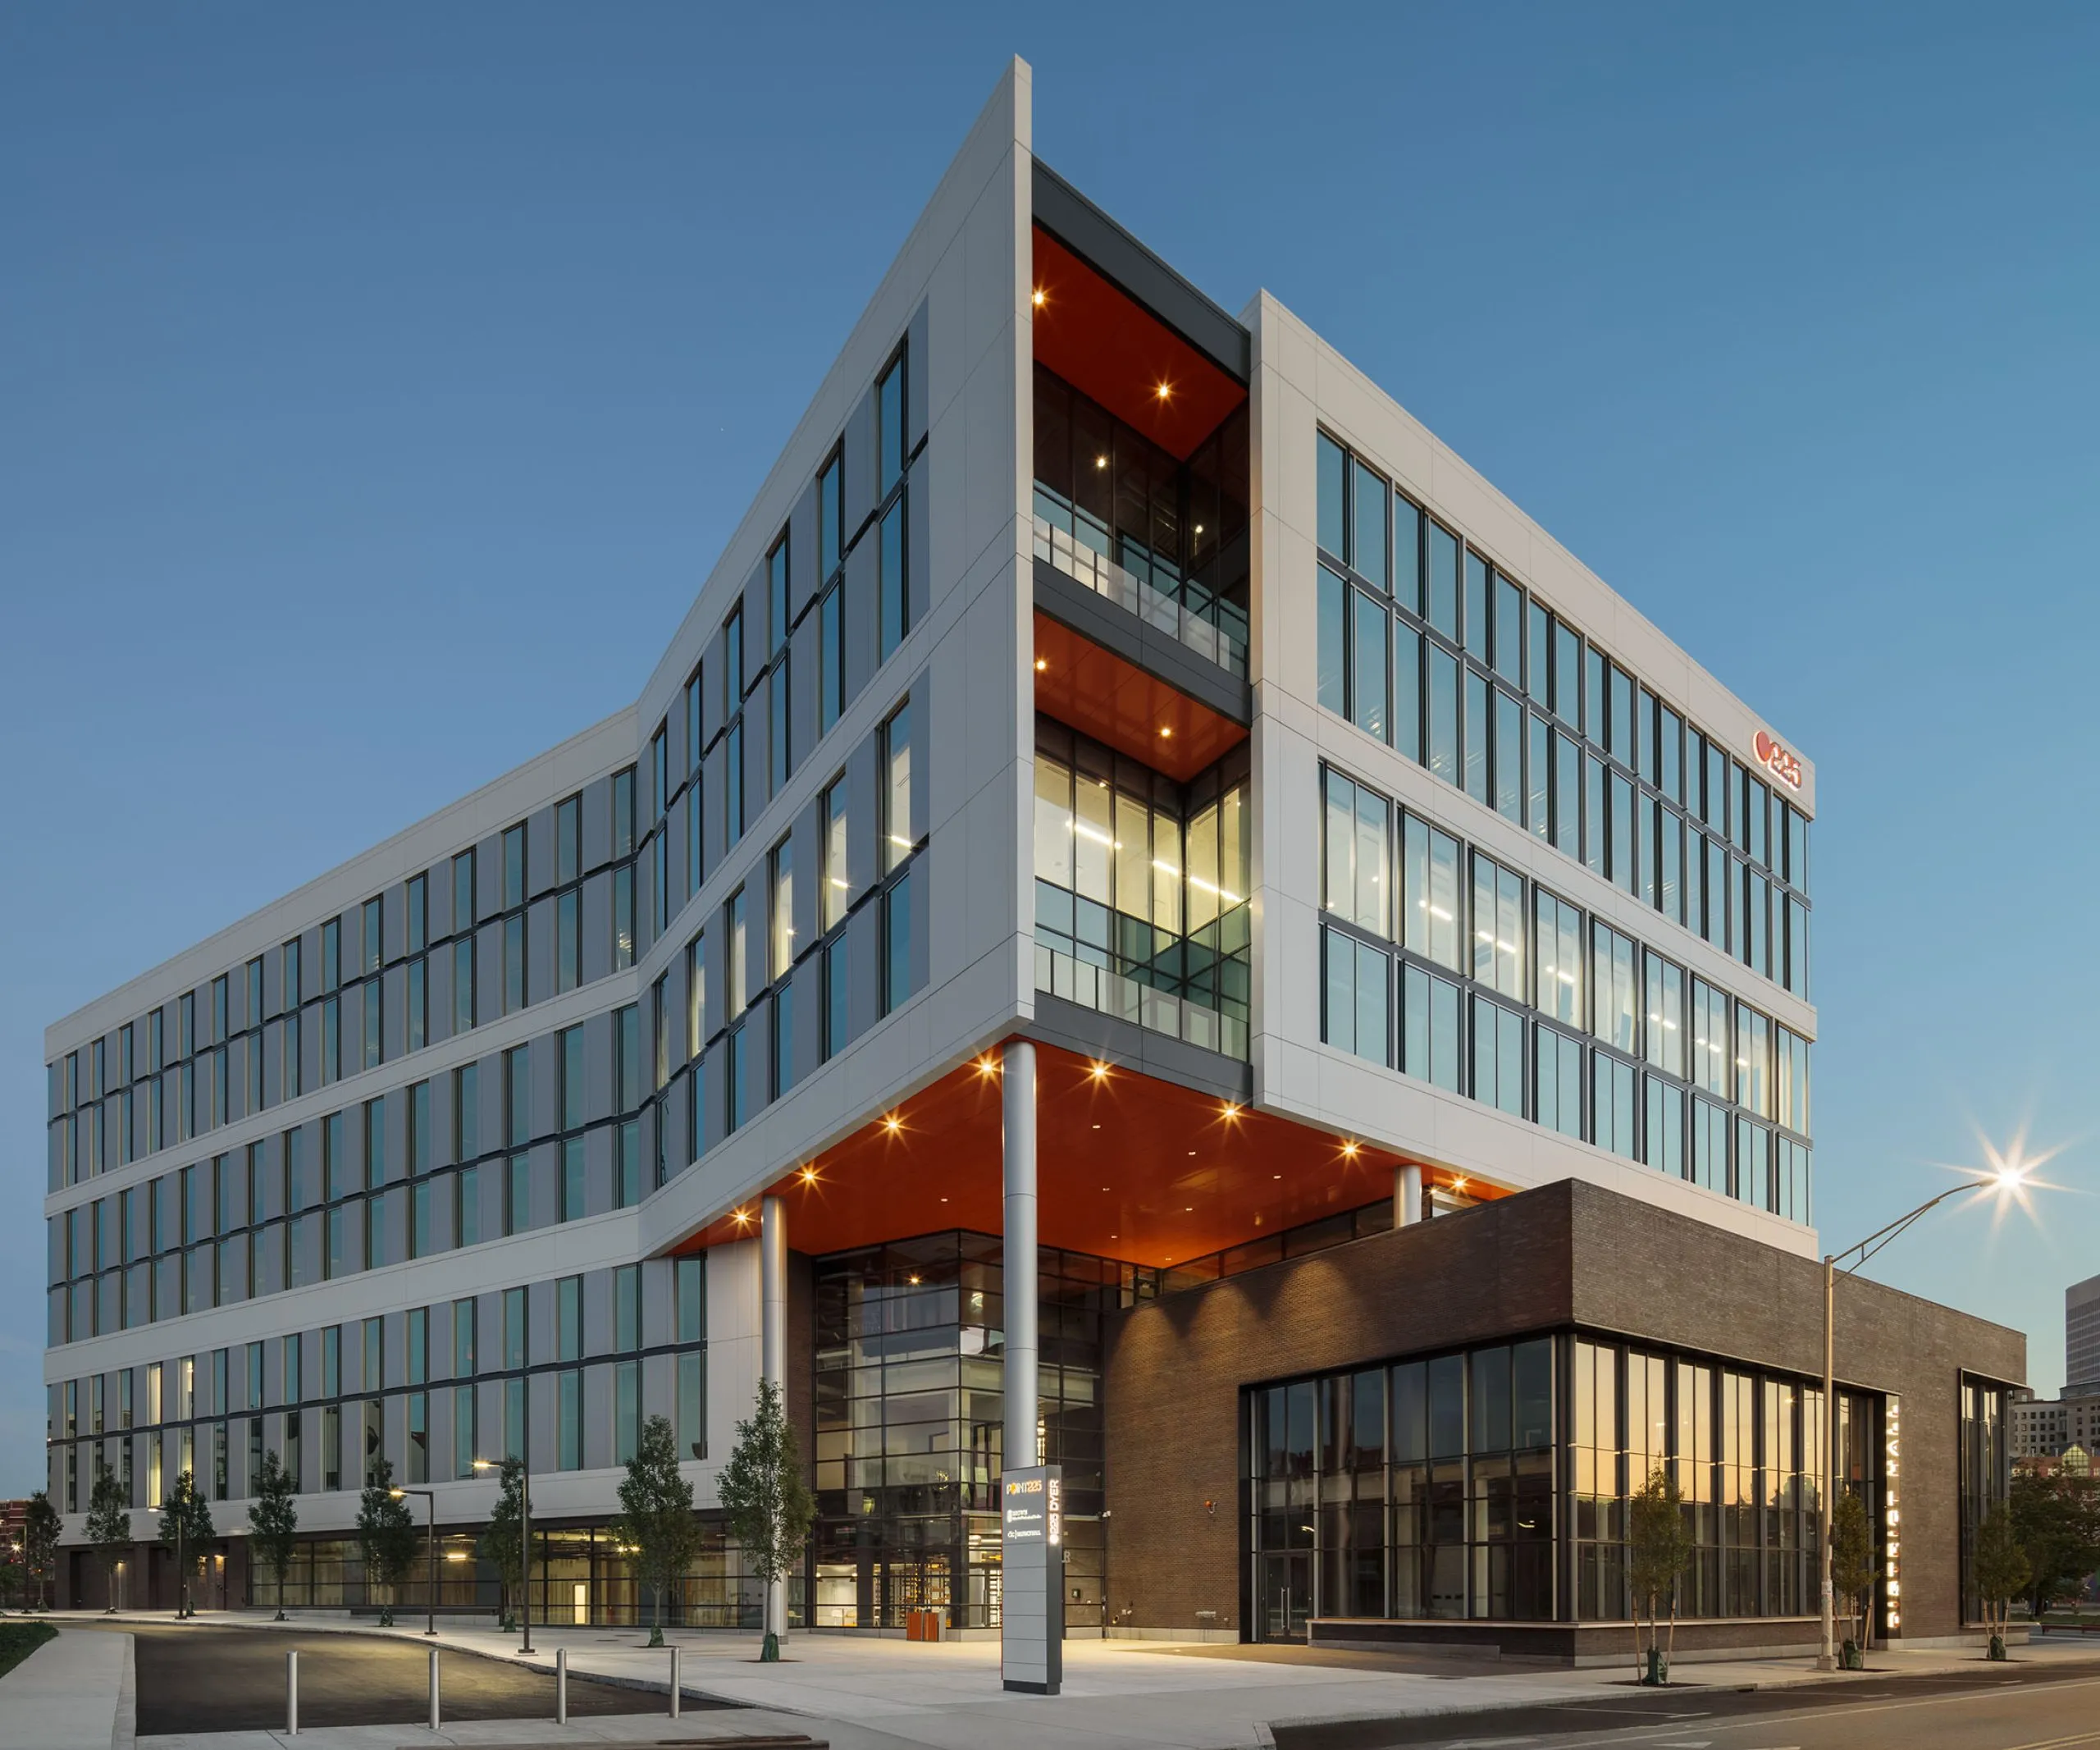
[39,62,2020,1656]
[2067,1276,2100,1396]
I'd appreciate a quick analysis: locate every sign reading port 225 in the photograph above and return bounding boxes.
[1754,729,1804,791]
[1000,1466,1064,1694]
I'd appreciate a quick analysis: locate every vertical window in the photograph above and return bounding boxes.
[1463,549,1490,662]
[726,889,748,1020]
[1427,523,1459,641]
[612,865,635,969]
[556,794,580,885]
[453,936,476,1034]
[824,938,848,1061]
[1526,713,1550,839]
[406,956,426,1052]
[684,934,708,1063]
[1351,589,1388,742]
[770,836,795,982]
[556,889,579,993]
[769,661,792,797]
[503,915,526,1013]
[406,874,427,955]
[1316,432,1346,558]
[883,868,914,1015]
[878,346,907,496]
[1400,816,1463,971]
[1394,621,1421,761]
[1471,995,1526,1117]
[1470,857,1525,1000]
[1400,964,1462,1092]
[613,765,636,858]
[452,850,477,934]
[1322,927,1390,1066]
[821,779,850,931]
[725,720,744,848]
[1591,923,1637,1055]
[1463,669,1490,804]
[818,450,843,578]
[1349,457,1388,589]
[1426,647,1459,786]
[882,701,913,872]
[1317,564,1348,715]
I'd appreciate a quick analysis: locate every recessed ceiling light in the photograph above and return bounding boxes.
[1221,1102,1240,1120]
[1158,726,1172,738]
[1034,657,1048,671]
[1094,455,1108,470]
[1187,1149,1196,1156]
[1185,1205,1194,1212]
[1089,1060,1111,1081]
[1341,1140,1360,1158]
[1194,523,1204,536]
[1273,1173,1282,1180]
[1155,382,1173,401]
[882,1113,903,1134]
[1031,288,1047,308]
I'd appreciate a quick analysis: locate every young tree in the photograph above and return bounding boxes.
[1627,1465,1693,1684]
[84,1465,134,1613]
[1830,1490,1879,1665]
[21,1492,62,1613]
[1973,1501,2029,1661]
[355,1457,419,1627]
[158,1471,216,1617]
[247,1451,299,1621]
[2010,1469,2100,1622]
[611,1414,703,1647]
[717,1379,815,1662]
[0,1543,25,1612]
[477,1456,527,1632]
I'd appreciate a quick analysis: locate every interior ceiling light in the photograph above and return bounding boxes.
[1340,1140,1361,1159]
[1158,725,1173,738]
[1089,1060,1111,1081]
[1094,454,1108,470]
[1031,287,1047,308]
[799,1165,819,1184]
[882,1113,903,1134]
[733,1208,751,1226]
[1451,1176,1469,1193]
[1034,657,1048,671]
[1155,382,1173,401]
[1221,1102,1241,1120]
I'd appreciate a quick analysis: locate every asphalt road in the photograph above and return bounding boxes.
[112,1623,737,1735]
[1276,1661,2100,1750]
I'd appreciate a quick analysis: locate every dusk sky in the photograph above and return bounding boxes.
[3,3,2096,1493]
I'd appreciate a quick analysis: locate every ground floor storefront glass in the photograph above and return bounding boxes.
[1246,1332,1889,1638]
[247,1517,790,1627]
[812,1232,1118,1629]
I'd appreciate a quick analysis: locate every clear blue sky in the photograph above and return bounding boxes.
[3,5,2095,1495]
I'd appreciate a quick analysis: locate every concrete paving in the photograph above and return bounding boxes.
[0,1624,133,1750]
[54,1611,2100,1750]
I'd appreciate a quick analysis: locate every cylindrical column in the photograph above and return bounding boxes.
[760,1195,788,1643]
[555,1647,568,1725]
[1396,1164,1424,1227]
[286,1648,299,1737]
[1002,1040,1039,1472]
[669,1645,682,1719]
[428,1645,441,1729]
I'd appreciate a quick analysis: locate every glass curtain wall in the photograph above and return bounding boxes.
[1034,719,1251,1058]
[1248,1338,1554,1639]
[1032,363,1250,661]
[1958,1377,2009,1625]
[811,1234,1125,1631]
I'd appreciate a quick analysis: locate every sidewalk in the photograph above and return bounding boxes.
[0,1625,134,1750]
[70,1610,2100,1750]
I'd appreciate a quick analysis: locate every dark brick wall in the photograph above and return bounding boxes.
[1101,1179,2023,1643]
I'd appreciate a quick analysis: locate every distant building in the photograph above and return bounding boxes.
[2069,1276,2100,1395]
[2011,1385,2100,1459]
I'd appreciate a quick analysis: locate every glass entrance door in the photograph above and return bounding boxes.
[1258,1551,1311,1642]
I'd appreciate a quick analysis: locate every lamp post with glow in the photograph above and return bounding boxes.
[472,1457,533,1653]
[390,1486,439,1638]
[1815,1157,2032,1670]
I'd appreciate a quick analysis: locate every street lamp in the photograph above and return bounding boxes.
[472,1458,533,1654]
[1815,1157,2032,1670]
[390,1487,439,1638]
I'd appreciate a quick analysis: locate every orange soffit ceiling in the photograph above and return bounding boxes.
[1032,615,1244,781]
[684,1045,1453,1270]
[1030,227,1244,462]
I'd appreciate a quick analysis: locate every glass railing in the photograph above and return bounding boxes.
[1032,887,1251,1060]
[1030,513,1249,679]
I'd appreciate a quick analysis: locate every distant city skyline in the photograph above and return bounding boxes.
[5,4,2098,1495]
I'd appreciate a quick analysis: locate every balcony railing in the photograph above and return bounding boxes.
[1031,515,1248,678]
[1034,942,1249,1061]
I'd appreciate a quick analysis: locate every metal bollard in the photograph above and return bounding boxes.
[555,1647,568,1725]
[286,1648,299,1736]
[428,1645,441,1730]
[669,1644,681,1719]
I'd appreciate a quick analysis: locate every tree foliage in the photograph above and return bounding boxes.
[84,1466,133,1611]
[21,1493,62,1612]
[1830,1490,1880,1652]
[1973,1501,2029,1649]
[611,1414,703,1647]
[477,1455,528,1629]
[717,1379,815,1639]
[355,1457,420,1626]
[246,1451,300,1620]
[1627,1465,1694,1675]
[2009,1469,2100,1620]
[158,1471,216,1614]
